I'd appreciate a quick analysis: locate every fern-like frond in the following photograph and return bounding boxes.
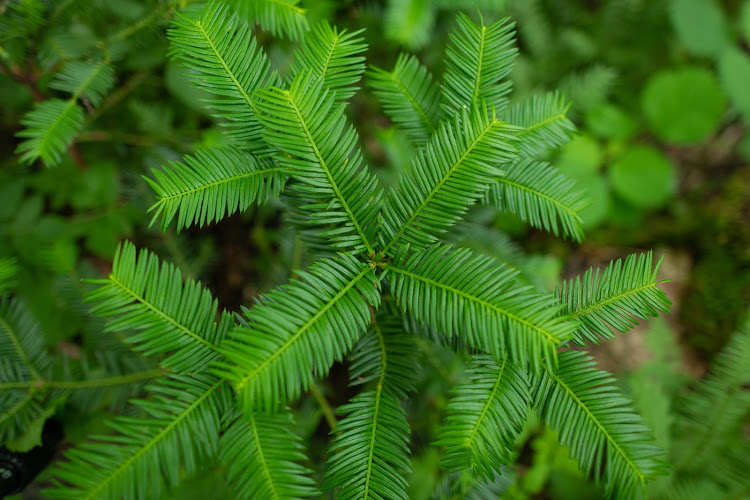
[16,99,84,166]
[556,252,671,346]
[380,103,519,255]
[383,0,435,50]
[255,72,383,255]
[220,409,318,499]
[505,91,575,158]
[559,65,618,113]
[348,313,420,399]
[387,245,577,371]
[0,298,50,383]
[673,314,750,474]
[144,146,285,231]
[59,332,163,413]
[324,391,411,499]
[0,379,46,446]
[216,255,380,411]
[49,61,116,108]
[168,2,277,151]
[323,312,416,499]
[442,13,517,114]
[0,257,19,296]
[85,241,232,373]
[231,0,309,41]
[16,61,115,166]
[0,299,50,444]
[532,350,666,498]
[0,0,45,42]
[368,53,442,146]
[46,374,231,500]
[485,159,588,241]
[289,20,367,100]
[430,468,515,500]
[449,221,552,290]
[437,354,529,479]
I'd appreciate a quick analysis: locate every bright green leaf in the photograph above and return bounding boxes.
[384,0,435,50]
[555,134,603,178]
[742,1,750,43]
[575,175,611,230]
[585,104,638,142]
[718,47,750,122]
[669,0,730,57]
[609,145,676,210]
[641,67,725,144]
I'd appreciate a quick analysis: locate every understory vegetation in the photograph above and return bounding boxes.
[1,0,748,499]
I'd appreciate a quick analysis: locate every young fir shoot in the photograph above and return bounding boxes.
[20,2,673,499]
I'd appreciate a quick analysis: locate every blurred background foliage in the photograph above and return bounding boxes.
[1,0,749,498]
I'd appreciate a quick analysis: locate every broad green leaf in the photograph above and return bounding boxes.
[718,47,750,123]
[585,104,638,142]
[575,175,610,230]
[384,0,435,50]
[742,1,750,43]
[669,0,729,58]
[555,135,603,179]
[609,146,675,210]
[641,67,725,144]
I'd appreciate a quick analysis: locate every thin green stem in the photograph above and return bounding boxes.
[517,113,567,137]
[267,0,305,15]
[308,382,337,430]
[249,410,281,500]
[362,390,382,499]
[465,356,507,448]
[107,0,202,43]
[567,283,660,320]
[470,25,487,106]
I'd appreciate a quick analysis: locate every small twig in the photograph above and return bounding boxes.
[309,381,338,430]
[86,70,149,124]
[1,61,44,102]
[67,143,88,170]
